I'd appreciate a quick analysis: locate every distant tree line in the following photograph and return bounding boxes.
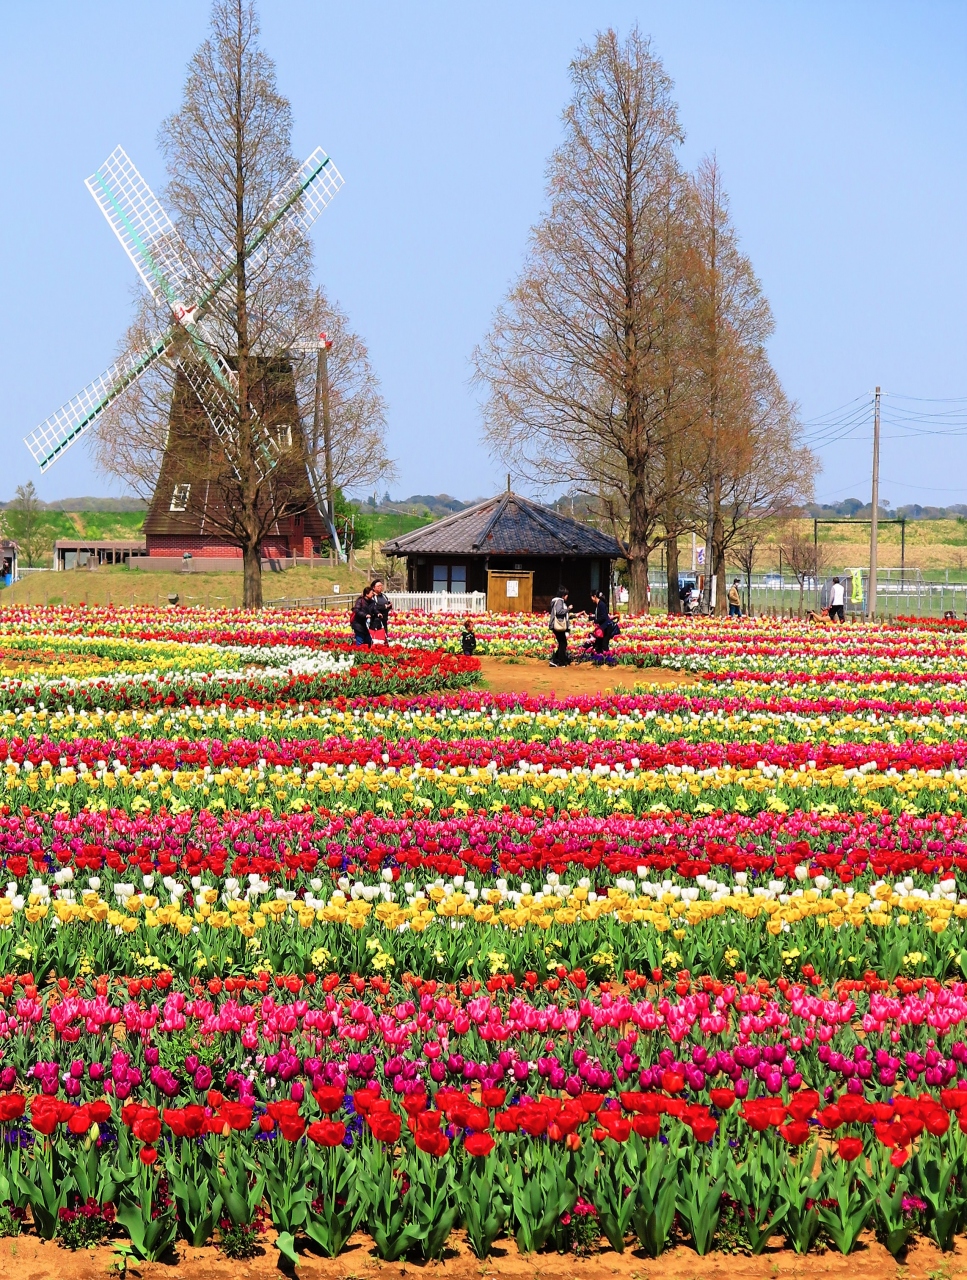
[808,498,967,521]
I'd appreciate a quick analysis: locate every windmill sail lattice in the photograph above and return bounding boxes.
[85,146,202,310]
[25,145,344,474]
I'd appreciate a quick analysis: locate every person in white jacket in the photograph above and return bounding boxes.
[829,577,846,623]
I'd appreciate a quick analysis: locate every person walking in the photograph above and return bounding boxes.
[350,585,376,647]
[829,577,846,622]
[728,579,742,618]
[589,589,611,654]
[548,587,571,667]
[370,579,392,640]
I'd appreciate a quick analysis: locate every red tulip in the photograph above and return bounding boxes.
[414,1128,449,1156]
[368,1111,402,1144]
[779,1120,811,1146]
[595,1111,631,1142]
[67,1106,92,1135]
[0,1094,25,1122]
[837,1137,864,1161]
[164,1105,206,1138]
[494,1110,519,1134]
[308,1120,347,1147]
[465,1132,495,1157]
[312,1086,345,1115]
[709,1088,736,1111]
[688,1113,719,1144]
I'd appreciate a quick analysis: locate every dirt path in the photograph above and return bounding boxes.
[0,1230,962,1280]
[476,655,697,696]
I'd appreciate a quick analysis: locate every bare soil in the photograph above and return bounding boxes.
[0,1230,961,1280]
[476,656,697,697]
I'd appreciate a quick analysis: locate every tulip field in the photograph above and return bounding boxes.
[8,605,967,1268]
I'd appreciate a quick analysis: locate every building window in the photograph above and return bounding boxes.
[276,424,293,449]
[590,561,600,593]
[170,484,191,512]
[432,564,467,593]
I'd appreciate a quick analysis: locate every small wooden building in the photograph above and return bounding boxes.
[382,491,623,613]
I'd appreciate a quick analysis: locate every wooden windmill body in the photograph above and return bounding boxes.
[144,359,328,567]
[25,144,346,569]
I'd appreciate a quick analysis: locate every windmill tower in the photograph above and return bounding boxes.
[25,145,345,566]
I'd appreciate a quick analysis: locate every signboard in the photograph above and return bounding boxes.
[506,580,519,598]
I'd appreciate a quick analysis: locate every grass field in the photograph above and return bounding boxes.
[676,517,967,574]
[21,510,146,544]
[1,563,381,609]
[361,511,435,541]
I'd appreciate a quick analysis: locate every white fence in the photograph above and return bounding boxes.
[266,591,487,614]
[377,591,486,614]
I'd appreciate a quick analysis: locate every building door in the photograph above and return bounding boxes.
[487,570,534,613]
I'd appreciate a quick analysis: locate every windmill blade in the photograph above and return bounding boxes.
[24,334,171,471]
[243,148,344,280]
[86,146,201,310]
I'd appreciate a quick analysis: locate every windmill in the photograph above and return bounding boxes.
[24,144,346,557]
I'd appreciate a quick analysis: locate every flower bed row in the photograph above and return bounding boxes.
[0,650,477,713]
[1,969,967,1259]
[5,605,967,672]
[5,1089,967,1261]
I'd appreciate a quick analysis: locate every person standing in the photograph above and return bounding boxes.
[589,589,611,654]
[548,587,571,667]
[728,579,742,618]
[350,585,376,647]
[370,579,392,640]
[829,577,846,622]
[461,619,477,656]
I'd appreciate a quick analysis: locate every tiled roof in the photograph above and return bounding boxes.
[382,493,623,558]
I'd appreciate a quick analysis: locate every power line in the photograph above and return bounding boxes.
[801,394,870,426]
[879,477,967,494]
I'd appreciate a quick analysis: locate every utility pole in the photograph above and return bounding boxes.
[312,332,345,564]
[867,386,881,619]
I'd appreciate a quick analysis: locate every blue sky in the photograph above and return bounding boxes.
[3,1,967,506]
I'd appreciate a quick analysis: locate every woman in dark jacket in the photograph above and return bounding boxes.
[548,587,571,667]
[351,586,376,646]
[590,590,611,654]
[370,579,392,638]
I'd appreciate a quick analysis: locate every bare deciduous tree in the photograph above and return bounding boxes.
[91,1,389,607]
[473,28,695,613]
[729,530,763,616]
[294,287,395,502]
[780,524,827,615]
[686,157,814,612]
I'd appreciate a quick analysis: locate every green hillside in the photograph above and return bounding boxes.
[366,512,435,542]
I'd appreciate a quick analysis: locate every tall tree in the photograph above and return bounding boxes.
[686,156,813,610]
[3,483,50,569]
[166,0,309,607]
[92,1,390,607]
[473,28,693,613]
